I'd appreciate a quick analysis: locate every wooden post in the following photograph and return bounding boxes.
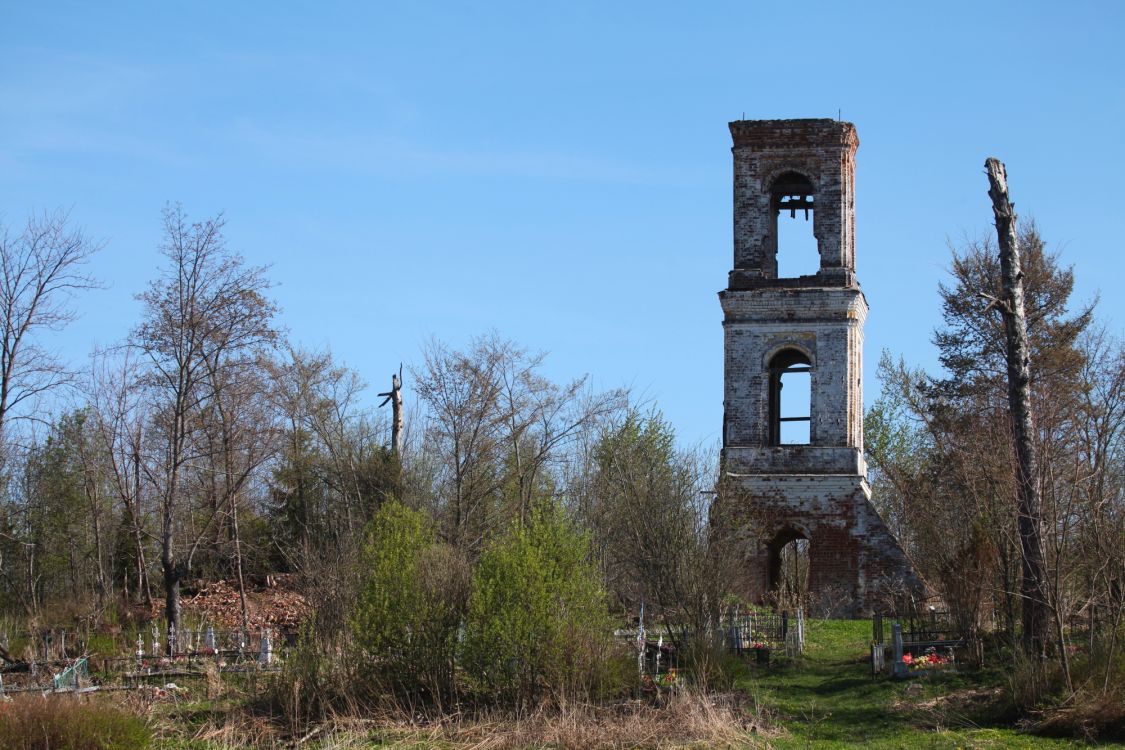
[985,158,1050,656]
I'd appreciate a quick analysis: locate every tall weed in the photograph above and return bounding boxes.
[0,696,150,750]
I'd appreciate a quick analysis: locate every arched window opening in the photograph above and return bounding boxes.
[768,349,811,445]
[767,529,810,609]
[771,172,819,278]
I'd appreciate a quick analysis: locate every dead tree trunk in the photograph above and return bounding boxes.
[985,157,1050,655]
[378,365,404,457]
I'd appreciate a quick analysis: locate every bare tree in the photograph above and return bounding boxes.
[413,337,506,553]
[196,349,278,634]
[87,348,153,606]
[267,344,380,552]
[133,205,278,646]
[0,210,100,446]
[493,340,626,526]
[414,334,627,552]
[1066,329,1125,691]
[266,344,398,635]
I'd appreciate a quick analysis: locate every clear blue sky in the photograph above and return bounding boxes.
[2,1,1122,448]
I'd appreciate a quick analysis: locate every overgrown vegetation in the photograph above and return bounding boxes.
[866,225,1124,718]
[0,696,151,750]
[0,203,1120,745]
[462,501,621,708]
[352,501,467,707]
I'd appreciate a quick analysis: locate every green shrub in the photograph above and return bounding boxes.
[352,501,468,705]
[462,501,621,708]
[0,696,150,750]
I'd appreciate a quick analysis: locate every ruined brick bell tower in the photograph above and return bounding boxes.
[719,119,922,616]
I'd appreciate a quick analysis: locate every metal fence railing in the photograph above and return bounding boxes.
[873,604,964,644]
[0,625,290,695]
[619,607,805,678]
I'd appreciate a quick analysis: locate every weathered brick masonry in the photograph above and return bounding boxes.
[718,119,924,616]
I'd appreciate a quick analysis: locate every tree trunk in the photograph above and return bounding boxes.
[162,419,183,655]
[226,436,251,635]
[26,538,36,615]
[390,378,403,457]
[162,553,181,656]
[132,436,153,606]
[89,481,108,608]
[379,369,404,458]
[985,157,1050,655]
[230,498,250,636]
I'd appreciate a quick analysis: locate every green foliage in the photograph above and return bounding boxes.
[85,631,122,658]
[589,411,697,603]
[587,410,727,650]
[593,409,679,485]
[0,696,151,750]
[864,352,934,554]
[462,501,619,707]
[1,409,116,614]
[352,501,467,704]
[933,224,1092,400]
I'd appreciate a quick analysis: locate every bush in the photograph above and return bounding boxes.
[462,501,622,708]
[265,621,356,735]
[1010,637,1125,740]
[352,501,468,706]
[0,696,150,750]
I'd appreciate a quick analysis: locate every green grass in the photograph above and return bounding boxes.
[741,619,1111,749]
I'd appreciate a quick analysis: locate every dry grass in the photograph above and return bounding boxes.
[363,691,771,750]
[183,714,280,749]
[1029,690,1125,743]
[148,689,771,749]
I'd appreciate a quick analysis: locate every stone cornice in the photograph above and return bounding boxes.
[729,118,859,152]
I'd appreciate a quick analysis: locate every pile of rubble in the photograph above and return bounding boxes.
[141,575,310,631]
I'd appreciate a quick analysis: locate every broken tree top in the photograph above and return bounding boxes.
[729,119,858,150]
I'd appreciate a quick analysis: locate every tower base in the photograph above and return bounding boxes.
[719,471,926,618]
